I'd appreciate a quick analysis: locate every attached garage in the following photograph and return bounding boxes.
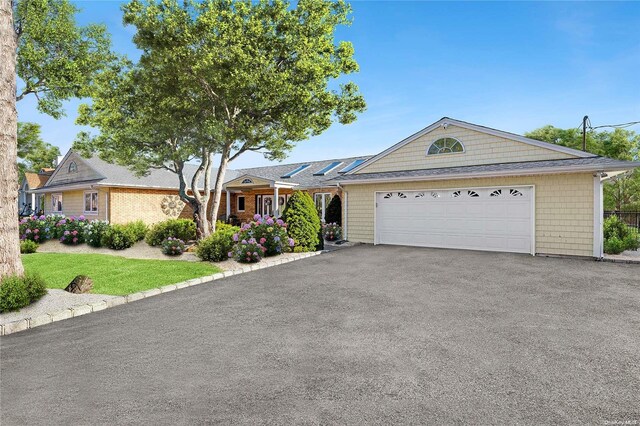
[334,117,640,258]
[375,186,533,254]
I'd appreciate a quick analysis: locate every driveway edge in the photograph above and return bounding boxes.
[0,251,322,336]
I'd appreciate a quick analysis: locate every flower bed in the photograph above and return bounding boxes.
[231,214,294,261]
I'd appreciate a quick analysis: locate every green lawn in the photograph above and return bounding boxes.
[22,253,222,296]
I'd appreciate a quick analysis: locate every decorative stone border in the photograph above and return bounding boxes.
[0,251,321,336]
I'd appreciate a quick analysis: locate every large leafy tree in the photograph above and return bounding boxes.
[17,122,60,179]
[1,0,116,279]
[526,126,640,211]
[14,0,115,118]
[77,0,366,239]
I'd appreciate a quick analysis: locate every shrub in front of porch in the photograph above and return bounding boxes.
[282,191,321,252]
[323,223,342,241]
[233,215,292,257]
[196,222,240,262]
[230,238,266,263]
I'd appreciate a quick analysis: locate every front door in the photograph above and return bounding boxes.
[263,195,274,216]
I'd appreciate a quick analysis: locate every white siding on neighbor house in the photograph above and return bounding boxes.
[45,152,103,187]
[43,189,110,221]
[356,125,577,174]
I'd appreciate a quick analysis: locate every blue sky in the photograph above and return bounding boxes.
[17,1,640,168]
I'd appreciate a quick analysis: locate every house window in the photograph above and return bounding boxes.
[51,193,63,212]
[84,191,99,214]
[314,193,332,222]
[427,138,464,155]
[237,195,245,212]
[68,161,78,173]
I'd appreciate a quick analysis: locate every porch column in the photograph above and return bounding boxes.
[226,190,231,218]
[31,193,36,211]
[273,186,279,217]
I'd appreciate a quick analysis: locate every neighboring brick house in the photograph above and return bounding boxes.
[35,149,369,225]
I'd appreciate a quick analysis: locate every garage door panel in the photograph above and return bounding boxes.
[376,187,533,254]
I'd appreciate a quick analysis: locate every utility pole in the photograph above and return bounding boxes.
[582,115,589,152]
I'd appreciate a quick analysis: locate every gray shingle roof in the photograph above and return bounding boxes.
[68,153,372,190]
[330,157,640,183]
[78,155,242,190]
[234,155,373,188]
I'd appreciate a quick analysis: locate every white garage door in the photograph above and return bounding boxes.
[375,186,533,254]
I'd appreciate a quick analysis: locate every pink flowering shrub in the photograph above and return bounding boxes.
[19,215,49,242]
[19,214,66,242]
[58,216,88,245]
[230,237,266,263]
[232,214,294,257]
[161,237,186,256]
[322,223,342,241]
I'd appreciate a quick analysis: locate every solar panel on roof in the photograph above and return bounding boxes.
[313,161,343,176]
[281,164,310,178]
[338,159,365,174]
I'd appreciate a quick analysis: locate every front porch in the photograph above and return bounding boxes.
[220,173,341,224]
[221,174,299,223]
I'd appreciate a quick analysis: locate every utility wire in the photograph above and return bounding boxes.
[590,120,640,130]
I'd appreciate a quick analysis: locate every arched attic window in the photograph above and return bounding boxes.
[68,161,78,173]
[427,137,464,155]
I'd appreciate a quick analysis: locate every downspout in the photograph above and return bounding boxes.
[593,172,605,259]
[337,182,347,241]
[105,191,110,223]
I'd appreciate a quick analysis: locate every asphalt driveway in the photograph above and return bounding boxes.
[1,245,639,425]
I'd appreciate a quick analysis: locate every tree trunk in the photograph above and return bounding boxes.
[209,152,230,233]
[189,152,212,240]
[0,0,24,279]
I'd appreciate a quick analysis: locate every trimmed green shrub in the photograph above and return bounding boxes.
[146,219,196,246]
[124,220,148,242]
[604,236,625,255]
[20,239,39,254]
[603,215,639,254]
[0,273,47,313]
[325,194,342,225]
[623,227,640,251]
[161,237,185,256]
[282,191,321,252]
[196,224,240,262]
[101,224,135,250]
[85,220,111,247]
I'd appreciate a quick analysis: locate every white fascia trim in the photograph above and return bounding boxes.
[34,183,103,193]
[347,117,595,175]
[335,165,638,185]
[593,174,604,259]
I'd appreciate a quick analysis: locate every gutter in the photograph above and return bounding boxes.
[332,164,640,185]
